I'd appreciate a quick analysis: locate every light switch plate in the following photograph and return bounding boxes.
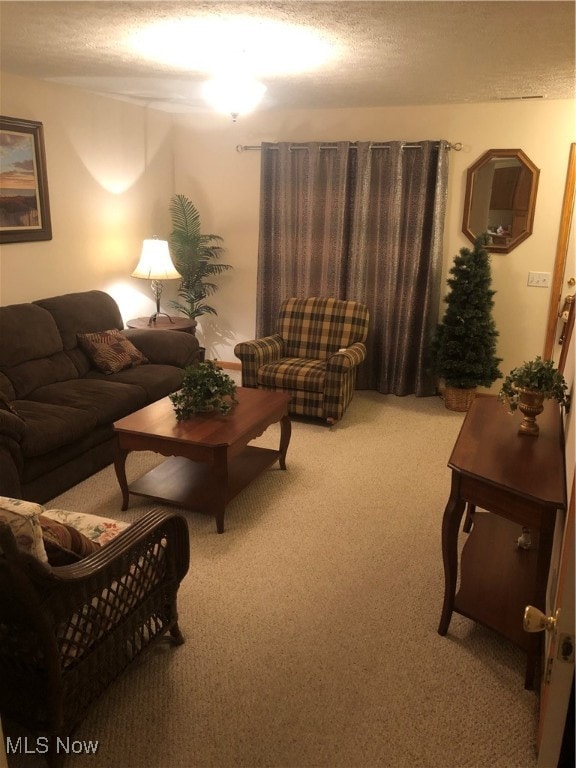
[528,271,551,287]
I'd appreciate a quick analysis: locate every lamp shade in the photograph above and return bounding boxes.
[131,239,181,280]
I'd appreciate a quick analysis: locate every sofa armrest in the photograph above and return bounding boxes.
[0,411,25,497]
[0,443,23,498]
[0,407,26,443]
[234,335,285,387]
[123,328,201,368]
[326,342,367,372]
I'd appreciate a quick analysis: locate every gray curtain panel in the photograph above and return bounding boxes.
[257,140,449,396]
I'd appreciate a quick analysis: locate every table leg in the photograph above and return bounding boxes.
[278,414,291,470]
[213,447,228,534]
[114,445,130,511]
[438,473,466,636]
[463,503,476,533]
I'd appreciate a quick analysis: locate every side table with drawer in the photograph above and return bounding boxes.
[437,396,566,689]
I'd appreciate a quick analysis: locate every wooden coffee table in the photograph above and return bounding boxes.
[113,388,291,533]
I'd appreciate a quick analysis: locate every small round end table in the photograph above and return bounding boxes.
[126,316,197,334]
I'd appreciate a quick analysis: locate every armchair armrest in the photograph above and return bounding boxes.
[123,328,200,368]
[234,335,285,387]
[326,342,367,372]
[323,342,367,422]
[54,507,190,581]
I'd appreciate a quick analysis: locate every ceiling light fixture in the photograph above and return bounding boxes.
[129,15,337,119]
[202,75,267,121]
[129,16,337,78]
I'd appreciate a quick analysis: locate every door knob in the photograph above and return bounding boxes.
[523,605,559,633]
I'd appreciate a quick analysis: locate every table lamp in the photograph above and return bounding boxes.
[131,237,181,325]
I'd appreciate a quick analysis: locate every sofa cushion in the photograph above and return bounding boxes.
[0,497,48,563]
[4,352,79,399]
[39,515,102,566]
[258,357,326,392]
[77,330,148,374]
[13,400,100,458]
[0,303,63,367]
[123,328,200,368]
[85,363,184,402]
[25,379,148,427]
[0,303,79,398]
[20,423,113,488]
[35,291,124,351]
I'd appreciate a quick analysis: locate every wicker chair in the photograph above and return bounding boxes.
[234,297,369,423]
[0,498,189,767]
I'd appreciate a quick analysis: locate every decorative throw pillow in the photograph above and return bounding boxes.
[39,515,102,566]
[77,329,148,374]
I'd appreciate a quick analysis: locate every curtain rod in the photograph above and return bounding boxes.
[236,142,463,153]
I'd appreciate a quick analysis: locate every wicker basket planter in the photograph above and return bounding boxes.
[444,385,477,412]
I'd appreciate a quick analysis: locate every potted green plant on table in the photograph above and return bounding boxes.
[431,233,502,411]
[170,360,237,420]
[498,356,570,435]
[168,194,232,331]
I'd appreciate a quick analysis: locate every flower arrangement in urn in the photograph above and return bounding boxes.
[498,356,570,435]
[170,360,237,420]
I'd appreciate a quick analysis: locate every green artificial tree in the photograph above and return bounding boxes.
[432,233,502,400]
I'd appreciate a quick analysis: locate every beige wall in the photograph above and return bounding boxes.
[1,69,575,388]
[0,72,175,322]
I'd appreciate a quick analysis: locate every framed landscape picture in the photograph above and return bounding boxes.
[0,116,52,243]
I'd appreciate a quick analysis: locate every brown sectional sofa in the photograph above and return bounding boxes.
[0,290,201,502]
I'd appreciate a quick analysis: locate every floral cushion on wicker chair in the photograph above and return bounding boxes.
[0,497,129,566]
[0,497,48,562]
[43,508,129,546]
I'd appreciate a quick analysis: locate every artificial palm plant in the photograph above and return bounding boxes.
[168,194,232,320]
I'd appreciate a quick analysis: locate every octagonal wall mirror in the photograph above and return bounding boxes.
[462,149,540,253]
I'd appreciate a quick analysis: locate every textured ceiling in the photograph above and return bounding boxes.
[1,1,574,114]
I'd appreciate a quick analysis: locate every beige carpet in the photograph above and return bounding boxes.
[8,392,539,768]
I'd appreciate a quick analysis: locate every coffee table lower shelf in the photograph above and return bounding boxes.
[127,446,281,525]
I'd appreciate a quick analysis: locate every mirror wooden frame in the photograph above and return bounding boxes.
[462,148,540,254]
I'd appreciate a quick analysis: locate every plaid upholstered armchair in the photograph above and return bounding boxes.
[234,297,369,423]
